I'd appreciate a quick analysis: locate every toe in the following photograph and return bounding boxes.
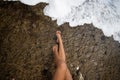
[56,31,62,42]
[56,31,61,36]
[53,45,58,56]
[56,31,61,34]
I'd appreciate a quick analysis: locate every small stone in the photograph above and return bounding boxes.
[79,72,84,80]
[70,64,73,67]
[44,66,48,70]
[92,60,95,62]
[86,54,91,58]
[32,24,36,28]
[12,78,15,80]
[94,62,98,66]
[76,66,79,70]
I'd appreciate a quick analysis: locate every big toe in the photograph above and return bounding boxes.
[56,31,61,43]
[56,31,61,36]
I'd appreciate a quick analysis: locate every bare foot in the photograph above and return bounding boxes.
[56,31,66,61]
[53,31,66,66]
[53,31,73,80]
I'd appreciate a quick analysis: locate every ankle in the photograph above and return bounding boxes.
[57,61,67,69]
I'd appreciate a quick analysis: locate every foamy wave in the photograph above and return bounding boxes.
[20,0,120,42]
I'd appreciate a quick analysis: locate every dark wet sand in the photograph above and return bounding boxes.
[0,2,120,80]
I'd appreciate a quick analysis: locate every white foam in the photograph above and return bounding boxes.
[20,0,120,42]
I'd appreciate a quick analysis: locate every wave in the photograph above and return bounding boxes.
[20,0,120,42]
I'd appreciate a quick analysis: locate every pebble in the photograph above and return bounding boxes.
[94,62,98,66]
[32,24,36,28]
[70,64,73,67]
[86,54,91,58]
[76,66,79,70]
[79,72,84,80]
[92,59,95,62]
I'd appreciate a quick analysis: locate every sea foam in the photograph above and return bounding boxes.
[20,0,120,42]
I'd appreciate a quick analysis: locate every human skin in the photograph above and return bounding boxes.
[53,31,73,80]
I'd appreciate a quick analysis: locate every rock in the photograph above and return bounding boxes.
[94,62,98,66]
[79,72,84,80]
[76,66,79,70]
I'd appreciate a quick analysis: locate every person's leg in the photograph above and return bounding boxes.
[53,45,67,80]
[65,68,73,80]
[53,31,73,80]
[56,31,72,80]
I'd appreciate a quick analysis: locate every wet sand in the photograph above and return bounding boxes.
[0,2,120,80]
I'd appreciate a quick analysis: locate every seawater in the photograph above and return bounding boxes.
[20,0,120,42]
